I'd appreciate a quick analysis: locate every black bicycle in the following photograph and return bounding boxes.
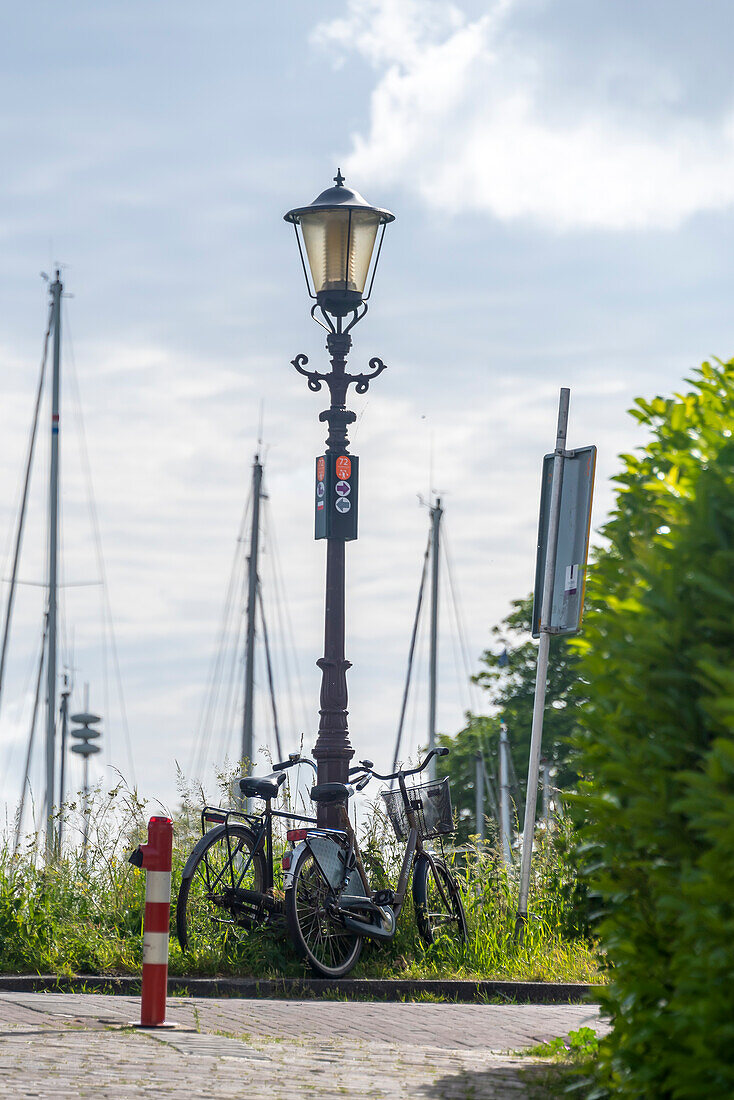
[176,753,317,953]
[284,748,467,978]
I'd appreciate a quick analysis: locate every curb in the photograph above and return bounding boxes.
[0,975,598,1004]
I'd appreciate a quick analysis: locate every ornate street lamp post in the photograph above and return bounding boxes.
[285,171,395,825]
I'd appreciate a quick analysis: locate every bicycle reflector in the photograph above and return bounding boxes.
[287,829,309,842]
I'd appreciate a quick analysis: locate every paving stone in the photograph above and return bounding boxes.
[0,993,608,1098]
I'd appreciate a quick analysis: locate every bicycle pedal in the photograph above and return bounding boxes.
[374,889,395,907]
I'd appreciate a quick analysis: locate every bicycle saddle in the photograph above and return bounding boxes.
[309,782,352,805]
[239,773,286,801]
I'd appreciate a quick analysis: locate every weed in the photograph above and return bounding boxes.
[525,1027,599,1062]
[0,774,601,984]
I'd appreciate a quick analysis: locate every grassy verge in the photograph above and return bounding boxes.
[0,778,602,984]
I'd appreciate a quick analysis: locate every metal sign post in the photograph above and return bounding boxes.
[499,724,513,867]
[515,388,595,939]
[475,752,485,841]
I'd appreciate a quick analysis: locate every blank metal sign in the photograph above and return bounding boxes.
[532,445,597,639]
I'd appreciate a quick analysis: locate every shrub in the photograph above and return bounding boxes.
[573,359,734,1097]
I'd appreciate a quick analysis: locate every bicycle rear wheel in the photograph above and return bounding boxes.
[286,849,362,978]
[177,825,266,953]
[413,856,468,948]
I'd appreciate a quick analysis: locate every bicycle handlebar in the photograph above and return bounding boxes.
[273,753,317,774]
[273,747,449,787]
[352,747,449,784]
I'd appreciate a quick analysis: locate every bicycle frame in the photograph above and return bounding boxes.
[291,768,452,940]
[200,803,316,895]
[337,770,452,921]
[282,748,466,977]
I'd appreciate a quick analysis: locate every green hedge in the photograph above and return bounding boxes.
[573,359,734,1098]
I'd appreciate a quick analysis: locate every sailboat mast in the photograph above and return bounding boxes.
[428,497,442,781]
[57,674,70,855]
[242,454,263,774]
[45,270,62,856]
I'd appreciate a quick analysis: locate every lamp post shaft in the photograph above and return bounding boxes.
[313,333,357,825]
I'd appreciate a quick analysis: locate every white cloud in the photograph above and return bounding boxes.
[314,0,734,230]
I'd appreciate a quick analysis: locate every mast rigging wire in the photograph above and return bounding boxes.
[13,614,47,856]
[442,537,473,720]
[192,458,308,781]
[391,531,431,775]
[64,307,137,786]
[442,526,481,715]
[406,569,429,763]
[258,579,282,761]
[190,494,251,779]
[0,300,53,719]
[262,497,310,734]
[260,504,298,744]
[219,554,249,766]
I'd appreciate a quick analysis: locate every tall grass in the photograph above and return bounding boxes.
[0,775,601,982]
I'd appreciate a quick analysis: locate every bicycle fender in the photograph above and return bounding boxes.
[411,852,431,906]
[412,852,453,912]
[283,840,308,890]
[286,838,362,896]
[180,824,258,882]
[306,834,353,890]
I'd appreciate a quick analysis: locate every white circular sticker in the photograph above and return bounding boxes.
[335,480,351,496]
[335,497,351,514]
[316,481,325,498]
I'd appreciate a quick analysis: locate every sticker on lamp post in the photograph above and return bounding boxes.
[335,456,351,480]
[315,454,359,540]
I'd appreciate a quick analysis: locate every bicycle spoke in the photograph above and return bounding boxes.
[179,826,265,955]
[417,859,467,947]
[290,852,361,974]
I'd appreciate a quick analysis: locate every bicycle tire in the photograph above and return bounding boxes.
[412,856,468,948]
[177,824,267,953]
[285,848,363,978]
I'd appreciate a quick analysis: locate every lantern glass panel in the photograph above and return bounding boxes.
[300,209,380,296]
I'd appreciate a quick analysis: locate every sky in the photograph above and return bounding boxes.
[1,0,733,828]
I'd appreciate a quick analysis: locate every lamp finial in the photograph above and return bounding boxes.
[334,168,345,187]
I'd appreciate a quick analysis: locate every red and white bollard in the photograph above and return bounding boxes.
[129,815,174,1028]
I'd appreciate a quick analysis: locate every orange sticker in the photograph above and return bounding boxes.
[317,457,325,482]
[335,456,351,480]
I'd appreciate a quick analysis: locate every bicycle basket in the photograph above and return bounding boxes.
[380,777,454,842]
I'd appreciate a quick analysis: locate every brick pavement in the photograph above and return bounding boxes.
[0,994,608,1098]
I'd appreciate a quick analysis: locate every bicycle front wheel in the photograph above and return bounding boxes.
[177,825,266,954]
[286,850,362,978]
[413,856,468,948]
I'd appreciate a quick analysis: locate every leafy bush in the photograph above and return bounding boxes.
[573,359,734,1097]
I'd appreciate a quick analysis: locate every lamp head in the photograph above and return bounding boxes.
[285,171,394,318]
